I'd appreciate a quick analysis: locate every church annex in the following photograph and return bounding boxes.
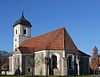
[6,13,90,76]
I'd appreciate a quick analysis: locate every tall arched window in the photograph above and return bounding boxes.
[51,54,57,69]
[68,55,73,69]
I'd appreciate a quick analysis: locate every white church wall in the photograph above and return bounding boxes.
[13,24,31,50]
[8,49,23,75]
[14,24,21,36]
[20,25,31,37]
[13,24,20,50]
[19,36,29,46]
[35,50,46,75]
[23,54,33,75]
[13,54,22,74]
[34,50,66,75]
[9,56,12,73]
[64,51,76,75]
[47,50,65,75]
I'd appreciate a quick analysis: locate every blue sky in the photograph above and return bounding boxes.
[0,0,100,55]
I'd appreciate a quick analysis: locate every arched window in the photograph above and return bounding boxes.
[51,54,57,69]
[68,55,73,69]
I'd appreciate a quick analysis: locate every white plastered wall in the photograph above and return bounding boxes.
[13,24,31,51]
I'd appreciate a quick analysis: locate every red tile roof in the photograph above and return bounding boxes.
[19,47,35,54]
[20,27,78,53]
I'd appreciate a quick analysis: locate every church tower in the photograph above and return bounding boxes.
[13,12,32,50]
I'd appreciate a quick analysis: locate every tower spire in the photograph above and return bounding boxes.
[21,0,24,18]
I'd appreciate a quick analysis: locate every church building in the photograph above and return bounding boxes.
[6,13,90,76]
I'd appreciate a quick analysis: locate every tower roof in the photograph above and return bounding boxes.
[13,12,32,27]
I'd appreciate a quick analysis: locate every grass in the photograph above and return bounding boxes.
[75,75,90,77]
[0,75,92,77]
[0,76,23,77]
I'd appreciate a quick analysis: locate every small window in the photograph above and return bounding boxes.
[27,67,31,72]
[15,48,17,51]
[24,29,26,34]
[16,30,17,34]
[15,39,17,41]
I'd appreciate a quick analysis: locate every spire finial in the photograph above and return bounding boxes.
[21,0,24,18]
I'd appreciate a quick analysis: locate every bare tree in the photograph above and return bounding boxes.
[0,54,3,74]
[45,56,49,77]
[1,61,9,75]
[90,46,99,74]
